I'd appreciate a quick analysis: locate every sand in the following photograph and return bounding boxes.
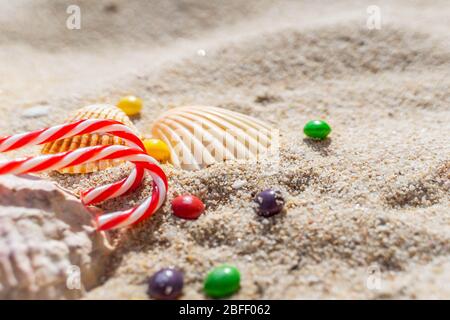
[0,0,449,299]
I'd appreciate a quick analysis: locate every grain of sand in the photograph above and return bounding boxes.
[0,0,449,299]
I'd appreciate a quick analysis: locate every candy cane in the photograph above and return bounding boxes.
[0,119,168,230]
[0,118,146,203]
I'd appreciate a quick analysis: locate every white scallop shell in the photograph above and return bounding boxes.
[151,106,277,170]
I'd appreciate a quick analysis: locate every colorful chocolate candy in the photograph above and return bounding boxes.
[204,265,240,298]
[143,138,171,162]
[172,195,205,219]
[117,95,143,116]
[147,268,184,300]
[303,120,331,140]
[254,189,285,217]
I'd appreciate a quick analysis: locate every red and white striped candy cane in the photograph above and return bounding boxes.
[0,119,168,230]
[0,119,147,201]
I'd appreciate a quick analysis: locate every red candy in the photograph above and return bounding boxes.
[171,195,205,219]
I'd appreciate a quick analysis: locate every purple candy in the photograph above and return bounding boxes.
[147,268,184,300]
[254,189,285,217]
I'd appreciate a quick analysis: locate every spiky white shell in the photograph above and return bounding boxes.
[0,174,112,299]
[151,106,277,170]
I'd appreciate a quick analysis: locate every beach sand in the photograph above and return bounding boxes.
[0,0,449,299]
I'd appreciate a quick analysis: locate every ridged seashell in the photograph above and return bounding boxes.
[151,106,277,170]
[41,104,140,174]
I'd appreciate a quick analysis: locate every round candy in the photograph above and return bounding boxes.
[204,265,240,298]
[147,268,183,300]
[254,189,285,217]
[117,95,143,116]
[172,195,205,219]
[303,120,331,140]
[143,138,170,162]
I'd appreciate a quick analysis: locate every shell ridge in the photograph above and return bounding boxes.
[210,109,275,156]
[163,113,236,161]
[204,110,272,148]
[205,107,273,135]
[154,127,181,168]
[182,109,260,158]
[156,123,200,170]
[151,106,274,170]
[201,107,273,138]
[174,111,253,159]
[207,106,274,131]
[163,118,216,166]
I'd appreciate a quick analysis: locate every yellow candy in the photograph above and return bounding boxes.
[117,95,143,116]
[143,138,170,162]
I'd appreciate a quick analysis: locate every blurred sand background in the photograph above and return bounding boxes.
[0,0,449,299]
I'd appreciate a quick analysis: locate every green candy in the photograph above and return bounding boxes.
[303,120,331,140]
[204,265,240,298]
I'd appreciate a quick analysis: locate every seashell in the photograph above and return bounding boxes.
[0,174,112,299]
[41,104,140,174]
[151,106,277,170]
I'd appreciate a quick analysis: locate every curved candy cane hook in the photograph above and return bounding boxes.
[0,119,168,230]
